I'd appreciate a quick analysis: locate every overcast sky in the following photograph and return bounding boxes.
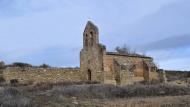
[0,0,189,70]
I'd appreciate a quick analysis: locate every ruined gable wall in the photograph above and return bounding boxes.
[120,71,144,85]
[103,54,153,84]
[3,67,81,84]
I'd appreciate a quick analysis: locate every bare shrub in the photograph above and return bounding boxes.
[28,81,99,92]
[0,87,37,107]
[0,76,5,83]
[51,84,190,99]
[115,44,131,54]
[10,79,19,86]
[39,64,51,68]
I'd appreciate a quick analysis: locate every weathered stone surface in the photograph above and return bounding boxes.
[158,69,167,83]
[80,21,162,85]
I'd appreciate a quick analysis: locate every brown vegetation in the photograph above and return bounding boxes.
[0,87,37,107]
[166,70,190,81]
[0,81,190,107]
[50,83,190,99]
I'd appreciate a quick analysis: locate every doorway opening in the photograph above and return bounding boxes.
[88,69,92,81]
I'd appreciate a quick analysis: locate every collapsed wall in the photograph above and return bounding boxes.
[3,67,81,84]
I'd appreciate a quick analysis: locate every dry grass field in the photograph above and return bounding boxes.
[0,81,190,107]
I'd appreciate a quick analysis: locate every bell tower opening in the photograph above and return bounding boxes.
[85,34,88,49]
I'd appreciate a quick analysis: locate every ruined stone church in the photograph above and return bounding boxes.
[0,21,165,85]
[80,21,161,85]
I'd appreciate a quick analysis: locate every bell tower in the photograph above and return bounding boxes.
[83,21,99,50]
[80,21,105,83]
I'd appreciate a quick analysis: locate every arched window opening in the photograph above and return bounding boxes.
[85,34,88,48]
[90,31,94,46]
[90,31,93,36]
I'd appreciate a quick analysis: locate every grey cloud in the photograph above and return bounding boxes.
[120,0,190,46]
[138,34,190,51]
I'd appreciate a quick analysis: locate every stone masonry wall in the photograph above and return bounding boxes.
[103,54,116,84]
[103,54,153,85]
[80,45,104,83]
[3,67,81,84]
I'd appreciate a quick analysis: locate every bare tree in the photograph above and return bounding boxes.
[115,44,131,54]
[39,63,51,68]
